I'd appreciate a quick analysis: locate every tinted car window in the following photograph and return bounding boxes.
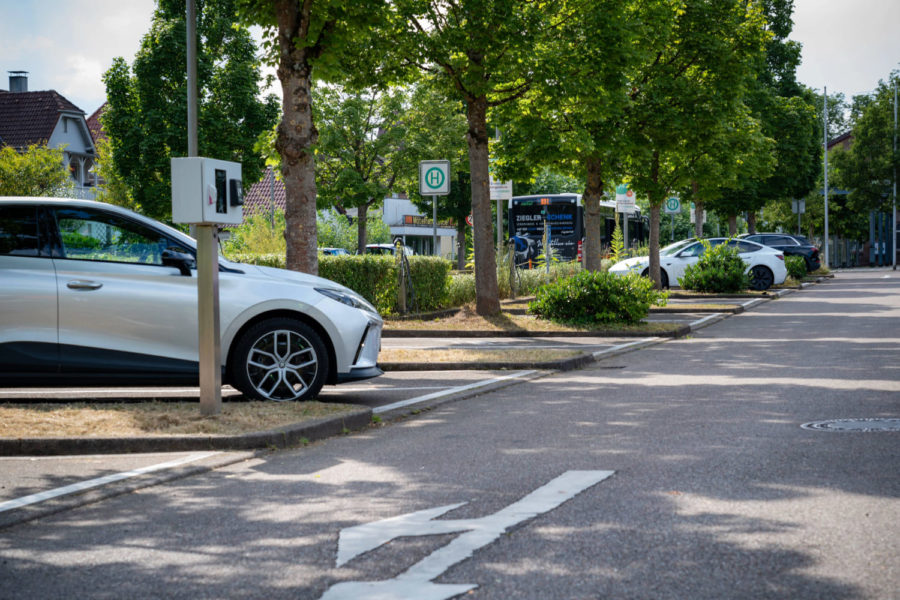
[54,208,172,265]
[678,242,705,257]
[728,240,760,253]
[0,205,40,256]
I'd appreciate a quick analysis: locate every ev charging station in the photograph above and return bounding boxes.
[171,157,243,415]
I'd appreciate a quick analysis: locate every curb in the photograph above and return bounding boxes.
[0,407,373,457]
[383,326,688,339]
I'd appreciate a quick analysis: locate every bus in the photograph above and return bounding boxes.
[508,193,648,266]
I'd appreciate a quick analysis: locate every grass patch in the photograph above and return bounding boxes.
[379,348,583,364]
[0,401,355,438]
[385,304,682,334]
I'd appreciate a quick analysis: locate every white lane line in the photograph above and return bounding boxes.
[324,386,451,393]
[0,452,220,513]
[373,370,537,415]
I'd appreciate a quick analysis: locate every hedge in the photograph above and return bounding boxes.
[228,253,452,315]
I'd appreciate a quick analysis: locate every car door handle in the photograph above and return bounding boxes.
[67,280,103,291]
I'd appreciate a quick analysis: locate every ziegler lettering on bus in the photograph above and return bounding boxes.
[508,193,648,267]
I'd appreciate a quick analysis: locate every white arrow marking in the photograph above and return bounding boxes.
[322,470,614,600]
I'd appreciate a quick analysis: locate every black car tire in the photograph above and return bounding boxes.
[641,268,669,289]
[230,317,329,401]
[749,265,775,291]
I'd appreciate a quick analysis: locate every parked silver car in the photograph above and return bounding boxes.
[0,198,383,401]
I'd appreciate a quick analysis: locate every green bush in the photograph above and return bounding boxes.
[229,252,450,315]
[446,272,476,306]
[784,255,807,280]
[679,240,749,292]
[528,270,667,326]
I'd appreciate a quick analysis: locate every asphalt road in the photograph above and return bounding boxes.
[1,270,897,599]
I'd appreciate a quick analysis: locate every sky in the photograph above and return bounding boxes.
[0,0,898,116]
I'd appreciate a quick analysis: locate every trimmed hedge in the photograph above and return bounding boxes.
[529,270,667,326]
[228,253,451,315]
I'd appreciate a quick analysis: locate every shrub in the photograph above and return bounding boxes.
[446,272,476,306]
[679,240,749,292]
[528,270,667,326]
[784,255,807,280]
[230,253,450,315]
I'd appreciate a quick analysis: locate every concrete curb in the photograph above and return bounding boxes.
[0,407,373,457]
[383,327,688,339]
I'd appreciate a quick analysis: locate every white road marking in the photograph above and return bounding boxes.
[689,313,724,329]
[322,470,615,600]
[372,370,537,415]
[0,452,219,513]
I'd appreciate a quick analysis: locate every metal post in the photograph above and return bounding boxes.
[187,0,198,158]
[432,195,438,256]
[893,80,897,270]
[824,87,830,269]
[497,199,502,250]
[188,0,220,415]
[670,213,674,241]
[622,212,629,256]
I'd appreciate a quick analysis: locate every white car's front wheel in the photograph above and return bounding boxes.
[230,318,329,401]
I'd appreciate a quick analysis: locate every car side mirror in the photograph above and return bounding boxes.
[162,248,195,276]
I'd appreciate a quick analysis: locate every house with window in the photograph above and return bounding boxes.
[0,71,97,198]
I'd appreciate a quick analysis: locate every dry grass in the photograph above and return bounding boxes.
[380,348,582,364]
[0,401,355,439]
[385,304,681,334]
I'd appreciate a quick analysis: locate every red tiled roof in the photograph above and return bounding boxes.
[0,90,85,150]
[243,168,285,218]
[86,102,107,144]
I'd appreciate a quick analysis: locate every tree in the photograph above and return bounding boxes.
[624,0,768,287]
[833,72,899,218]
[103,0,278,221]
[237,0,389,274]
[389,0,566,315]
[490,0,638,273]
[92,137,138,211]
[315,85,411,254]
[0,144,71,197]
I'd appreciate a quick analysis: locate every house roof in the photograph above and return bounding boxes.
[86,102,107,144]
[243,168,285,217]
[0,89,85,150]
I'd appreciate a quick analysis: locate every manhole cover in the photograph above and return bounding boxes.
[801,418,900,432]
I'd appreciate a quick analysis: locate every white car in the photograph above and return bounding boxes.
[609,238,787,290]
[0,198,383,401]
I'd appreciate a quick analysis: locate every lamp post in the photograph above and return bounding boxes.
[823,87,830,269]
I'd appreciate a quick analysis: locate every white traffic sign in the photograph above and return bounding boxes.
[664,197,681,214]
[322,470,614,600]
[615,183,637,214]
[419,160,451,196]
[489,174,513,200]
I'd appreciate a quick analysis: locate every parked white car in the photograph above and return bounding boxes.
[609,238,787,290]
[0,198,383,401]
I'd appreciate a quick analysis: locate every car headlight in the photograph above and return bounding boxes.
[315,287,379,315]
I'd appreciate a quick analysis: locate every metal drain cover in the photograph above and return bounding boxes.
[801,418,900,432]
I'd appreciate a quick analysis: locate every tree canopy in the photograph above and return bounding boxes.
[103,0,278,221]
[0,144,72,197]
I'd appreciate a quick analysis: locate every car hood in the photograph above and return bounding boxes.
[610,256,649,271]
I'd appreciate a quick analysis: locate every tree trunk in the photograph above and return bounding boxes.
[456,220,466,270]
[728,214,738,235]
[275,0,318,275]
[357,202,368,254]
[747,211,757,234]
[582,155,605,272]
[692,181,704,238]
[466,97,500,315]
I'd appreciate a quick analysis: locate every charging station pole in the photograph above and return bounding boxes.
[187,0,221,416]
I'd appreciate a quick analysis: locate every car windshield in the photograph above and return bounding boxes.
[661,239,695,256]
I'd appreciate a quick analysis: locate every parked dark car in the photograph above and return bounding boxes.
[740,233,821,272]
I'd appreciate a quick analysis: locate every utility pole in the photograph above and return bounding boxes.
[893,79,897,270]
[823,87,830,270]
